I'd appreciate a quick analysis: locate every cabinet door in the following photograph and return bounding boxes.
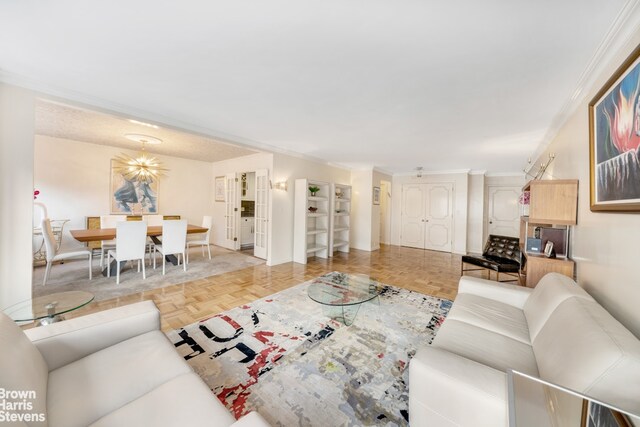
[529,181,578,225]
[525,256,574,287]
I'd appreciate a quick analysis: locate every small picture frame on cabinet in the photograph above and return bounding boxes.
[544,241,555,258]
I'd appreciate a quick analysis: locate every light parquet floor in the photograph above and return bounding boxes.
[60,244,485,332]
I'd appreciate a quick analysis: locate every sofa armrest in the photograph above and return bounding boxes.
[24,300,160,371]
[458,276,532,308]
[409,345,508,427]
[231,411,271,427]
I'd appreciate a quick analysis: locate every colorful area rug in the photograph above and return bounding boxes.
[166,272,452,426]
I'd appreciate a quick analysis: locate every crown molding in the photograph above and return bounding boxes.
[394,168,471,177]
[484,171,527,178]
[529,0,640,163]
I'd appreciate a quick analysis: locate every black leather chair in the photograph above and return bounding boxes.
[461,235,523,284]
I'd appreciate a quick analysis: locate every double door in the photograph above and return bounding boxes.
[401,183,453,252]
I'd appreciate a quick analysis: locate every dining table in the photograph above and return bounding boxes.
[70,224,209,276]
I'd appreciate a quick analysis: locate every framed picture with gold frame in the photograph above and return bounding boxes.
[215,176,225,202]
[589,43,640,212]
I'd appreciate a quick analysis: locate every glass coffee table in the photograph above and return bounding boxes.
[308,273,382,325]
[3,291,94,326]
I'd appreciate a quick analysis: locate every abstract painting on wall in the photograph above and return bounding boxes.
[590,45,640,211]
[110,160,159,214]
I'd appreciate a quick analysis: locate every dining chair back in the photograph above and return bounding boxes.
[153,220,187,274]
[115,221,148,261]
[107,221,148,284]
[143,215,164,226]
[42,218,58,261]
[161,220,187,254]
[186,216,212,263]
[41,218,92,286]
[99,215,126,268]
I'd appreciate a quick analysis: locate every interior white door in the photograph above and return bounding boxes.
[423,183,453,252]
[253,169,269,260]
[224,172,240,250]
[487,186,520,237]
[400,184,425,249]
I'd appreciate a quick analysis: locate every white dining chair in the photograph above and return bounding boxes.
[41,218,92,286]
[153,220,187,275]
[142,214,164,262]
[107,221,148,285]
[99,215,126,268]
[186,216,212,264]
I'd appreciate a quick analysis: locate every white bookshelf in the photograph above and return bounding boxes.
[329,183,351,255]
[293,179,330,264]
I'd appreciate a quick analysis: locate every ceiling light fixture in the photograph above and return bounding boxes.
[112,135,168,183]
[128,119,159,129]
[415,166,424,178]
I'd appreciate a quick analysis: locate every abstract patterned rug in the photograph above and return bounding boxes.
[166,272,452,426]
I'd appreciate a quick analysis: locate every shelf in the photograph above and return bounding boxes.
[307,212,328,217]
[308,196,328,201]
[333,240,349,248]
[307,244,327,253]
[335,198,351,202]
[333,227,349,232]
[334,212,350,216]
[307,229,328,235]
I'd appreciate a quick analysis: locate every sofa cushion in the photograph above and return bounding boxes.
[0,312,49,427]
[532,297,640,414]
[47,330,191,427]
[432,319,538,376]
[88,373,235,427]
[446,293,530,344]
[523,273,594,341]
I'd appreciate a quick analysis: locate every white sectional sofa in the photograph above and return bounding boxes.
[409,273,640,427]
[0,300,269,427]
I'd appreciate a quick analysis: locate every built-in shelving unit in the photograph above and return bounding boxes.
[329,183,352,255]
[519,179,578,287]
[294,179,330,264]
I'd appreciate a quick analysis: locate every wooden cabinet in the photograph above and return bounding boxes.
[527,179,578,225]
[520,179,578,287]
[524,255,575,288]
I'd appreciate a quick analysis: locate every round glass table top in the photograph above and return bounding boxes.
[307,273,382,306]
[3,291,94,322]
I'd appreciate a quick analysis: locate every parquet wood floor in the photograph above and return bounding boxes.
[59,244,483,332]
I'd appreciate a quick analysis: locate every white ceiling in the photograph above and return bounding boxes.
[35,100,258,162]
[0,0,631,173]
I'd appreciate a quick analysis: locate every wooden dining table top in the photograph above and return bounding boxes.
[70,224,208,243]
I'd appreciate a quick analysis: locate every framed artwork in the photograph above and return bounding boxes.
[110,160,158,214]
[215,176,225,202]
[581,400,632,427]
[373,186,380,205]
[589,44,640,211]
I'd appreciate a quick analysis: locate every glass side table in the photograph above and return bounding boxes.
[3,291,94,326]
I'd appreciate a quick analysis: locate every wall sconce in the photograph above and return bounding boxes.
[274,181,288,191]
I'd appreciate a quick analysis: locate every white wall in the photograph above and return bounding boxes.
[34,136,214,252]
[350,170,373,251]
[0,83,35,310]
[391,172,469,254]
[467,173,485,253]
[272,153,350,265]
[531,32,640,337]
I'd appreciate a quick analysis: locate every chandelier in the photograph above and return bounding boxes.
[112,134,168,183]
